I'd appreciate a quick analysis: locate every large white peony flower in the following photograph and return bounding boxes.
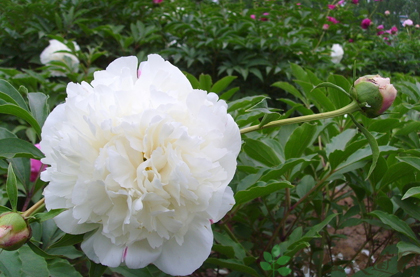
[40,39,80,77]
[40,54,241,276]
[330,44,344,64]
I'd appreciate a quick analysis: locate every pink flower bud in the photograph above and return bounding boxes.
[0,212,31,251]
[352,75,397,118]
[361,18,372,29]
[416,24,420,29]
[352,0,359,4]
[250,14,256,20]
[323,24,330,30]
[384,10,390,16]
[328,5,336,9]
[30,144,46,182]
[327,16,339,24]
[377,25,384,30]
[403,19,413,27]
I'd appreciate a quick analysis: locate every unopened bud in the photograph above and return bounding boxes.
[0,212,31,251]
[352,75,397,118]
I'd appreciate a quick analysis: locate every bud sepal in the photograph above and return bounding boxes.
[351,75,397,118]
[0,212,31,251]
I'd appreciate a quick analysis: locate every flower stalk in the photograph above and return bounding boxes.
[240,100,360,134]
[22,198,45,218]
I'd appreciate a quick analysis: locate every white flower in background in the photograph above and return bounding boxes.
[40,39,80,77]
[330,44,344,64]
[40,54,241,276]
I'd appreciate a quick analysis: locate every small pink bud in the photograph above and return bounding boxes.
[323,24,330,30]
[250,14,256,20]
[377,25,384,30]
[384,10,390,16]
[352,75,397,118]
[0,212,31,251]
[328,5,336,10]
[361,18,372,29]
[352,0,359,4]
[416,24,420,29]
[327,16,339,24]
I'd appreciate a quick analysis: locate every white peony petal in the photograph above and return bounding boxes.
[154,220,213,276]
[41,54,241,275]
[124,240,162,268]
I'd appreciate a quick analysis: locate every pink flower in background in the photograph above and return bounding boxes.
[323,24,330,30]
[30,144,46,182]
[352,0,359,4]
[377,31,384,36]
[389,26,398,34]
[416,24,420,29]
[338,0,345,5]
[327,16,339,24]
[153,0,163,3]
[361,18,372,29]
[260,12,269,21]
[349,38,354,43]
[403,19,413,27]
[328,5,336,10]
[384,10,390,16]
[296,3,301,5]
[250,14,256,19]
[377,25,384,30]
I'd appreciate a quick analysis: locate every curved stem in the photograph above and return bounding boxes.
[240,100,360,134]
[22,198,45,218]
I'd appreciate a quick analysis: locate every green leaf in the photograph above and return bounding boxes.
[235,181,293,205]
[111,266,159,277]
[397,241,420,258]
[219,87,239,101]
[198,74,212,92]
[205,258,259,277]
[278,267,292,276]
[33,209,66,223]
[10,158,30,192]
[6,163,18,211]
[0,138,44,159]
[263,251,273,262]
[47,259,83,277]
[276,256,291,266]
[272,81,306,106]
[50,233,84,249]
[0,103,41,135]
[28,93,49,129]
[243,138,281,167]
[369,210,418,243]
[27,241,59,260]
[349,114,379,179]
[211,76,237,94]
[0,79,29,110]
[0,248,22,277]
[284,123,318,160]
[212,244,235,259]
[402,186,420,200]
[397,156,420,172]
[184,72,200,89]
[260,261,272,271]
[19,244,50,277]
[89,261,108,277]
[312,82,351,98]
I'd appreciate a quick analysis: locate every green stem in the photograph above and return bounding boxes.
[240,100,360,134]
[22,198,45,218]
